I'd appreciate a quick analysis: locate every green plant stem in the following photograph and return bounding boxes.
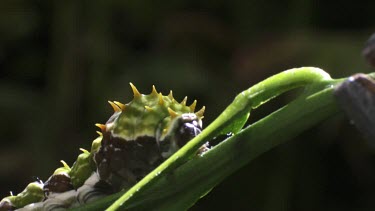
[106,67,333,210]
[112,82,339,210]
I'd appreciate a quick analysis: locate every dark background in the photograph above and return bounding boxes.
[1,1,375,210]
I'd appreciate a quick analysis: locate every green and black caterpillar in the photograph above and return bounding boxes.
[0,83,206,210]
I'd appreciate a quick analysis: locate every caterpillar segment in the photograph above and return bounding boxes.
[94,83,205,193]
[0,182,44,211]
[0,83,206,210]
[43,161,73,195]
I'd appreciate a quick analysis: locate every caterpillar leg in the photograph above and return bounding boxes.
[76,172,113,205]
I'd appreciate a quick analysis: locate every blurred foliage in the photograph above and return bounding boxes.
[0,1,375,210]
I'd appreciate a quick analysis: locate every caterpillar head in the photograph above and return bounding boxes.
[157,112,203,158]
[94,83,205,190]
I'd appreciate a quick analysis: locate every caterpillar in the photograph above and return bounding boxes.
[0,83,207,210]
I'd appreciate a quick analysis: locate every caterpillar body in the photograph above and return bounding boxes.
[0,83,206,210]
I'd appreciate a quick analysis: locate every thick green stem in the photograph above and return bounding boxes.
[106,67,333,210]
[123,81,340,210]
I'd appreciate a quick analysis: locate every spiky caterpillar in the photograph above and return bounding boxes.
[0,83,206,210]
